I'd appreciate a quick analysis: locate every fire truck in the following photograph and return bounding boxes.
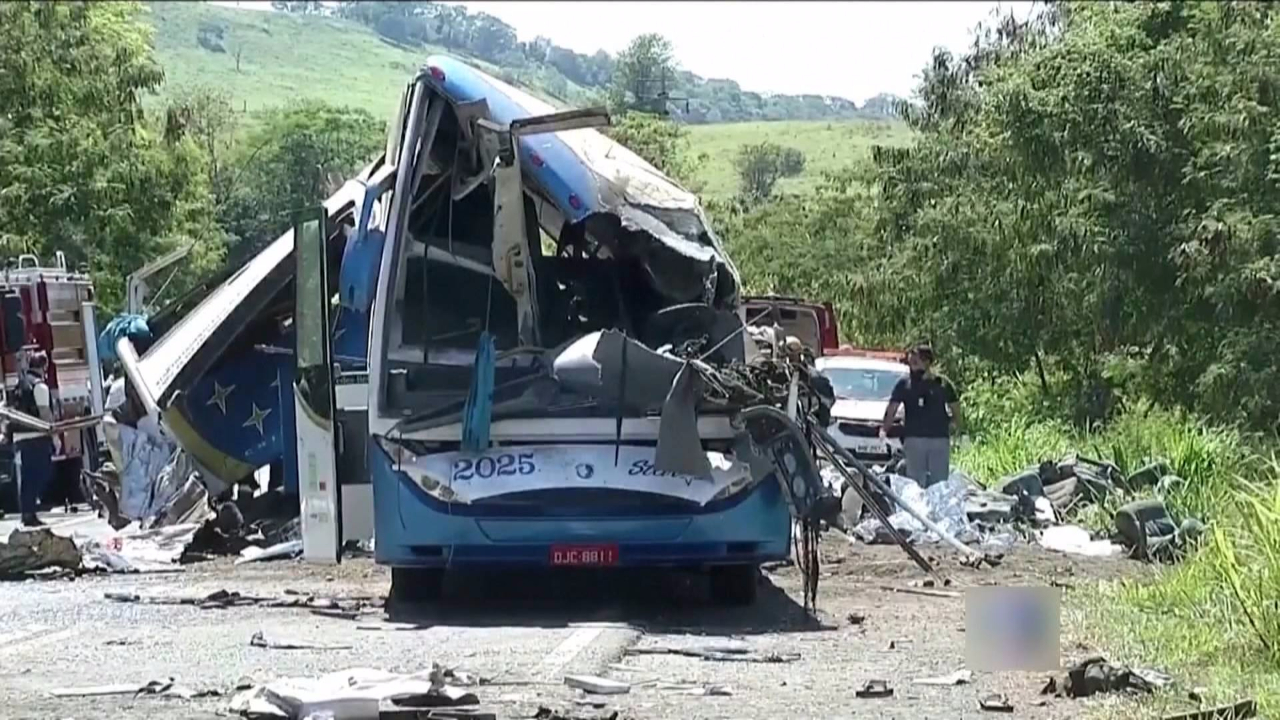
[0,253,99,512]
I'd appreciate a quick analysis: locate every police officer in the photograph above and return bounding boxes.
[12,351,54,527]
[879,343,962,488]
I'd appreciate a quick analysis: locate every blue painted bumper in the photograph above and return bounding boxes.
[370,443,792,569]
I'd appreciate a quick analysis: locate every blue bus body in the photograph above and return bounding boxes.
[364,57,793,596]
[126,56,793,600]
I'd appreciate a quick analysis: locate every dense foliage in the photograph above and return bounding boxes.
[733,142,807,201]
[712,2,1280,433]
[0,1,225,310]
[0,2,385,313]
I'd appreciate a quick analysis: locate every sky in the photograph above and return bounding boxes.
[208,1,1035,104]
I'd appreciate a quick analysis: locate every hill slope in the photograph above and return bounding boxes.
[687,120,912,199]
[147,2,501,119]
[144,2,913,201]
[145,2,903,123]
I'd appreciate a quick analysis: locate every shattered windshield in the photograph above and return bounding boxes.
[823,368,905,402]
[381,87,745,422]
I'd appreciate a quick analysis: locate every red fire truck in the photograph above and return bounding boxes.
[0,253,98,512]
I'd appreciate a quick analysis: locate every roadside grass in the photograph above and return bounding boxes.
[686,120,913,200]
[955,375,1280,716]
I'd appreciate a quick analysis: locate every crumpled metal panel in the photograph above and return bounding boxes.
[136,170,383,406]
[428,54,740,308]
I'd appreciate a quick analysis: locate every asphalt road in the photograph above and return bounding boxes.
[0,512,1143,720]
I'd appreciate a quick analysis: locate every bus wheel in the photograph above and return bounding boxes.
[709,565,758,606]
[391,567,444,603]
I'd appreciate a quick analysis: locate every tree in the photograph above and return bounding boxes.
[733,142,806,201]
[868,2,1280,429]
[604,112,706,191]
[271,1,325,14]
[780,147,806,177]
[221,101,385,259]
[0,1,225,311]
[166,87,240,209]
[611,34,676,112]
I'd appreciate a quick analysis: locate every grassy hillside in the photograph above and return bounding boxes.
[687,120,913,199]
[145,2,912,201]
[146,2,581,119]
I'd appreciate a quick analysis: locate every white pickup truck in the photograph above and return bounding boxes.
[814,353,908,462]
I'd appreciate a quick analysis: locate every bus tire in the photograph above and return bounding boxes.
[709,564,758,606]
[391,567,444,603]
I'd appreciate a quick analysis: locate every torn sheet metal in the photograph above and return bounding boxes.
[116,420,177,521]
[136,168,389,407]
[235,539,304,565]
[654,362,710,477]
[429,54,739,309]
[552,330,684,413]
[229,668,445,720]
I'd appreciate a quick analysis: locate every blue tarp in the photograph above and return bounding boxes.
[98,314,152,364]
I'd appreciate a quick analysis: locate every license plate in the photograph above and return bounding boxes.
[550,544,618,567]
[850,439,889,455]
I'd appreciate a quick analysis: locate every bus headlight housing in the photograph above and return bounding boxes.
[374,435,462,503]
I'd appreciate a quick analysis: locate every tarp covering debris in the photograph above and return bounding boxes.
[851,471,981,545]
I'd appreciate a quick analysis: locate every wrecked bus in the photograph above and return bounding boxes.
[360,57,791,604]
[119,56,832,606]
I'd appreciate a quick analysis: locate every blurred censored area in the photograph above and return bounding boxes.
[966,586,1062,672]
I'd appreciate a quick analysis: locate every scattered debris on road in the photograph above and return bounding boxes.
[563,675,630,695]
[913,669,973,686]
[1043,656,1174,698]
[979,692,1015,712]
[534,706,618,720]
[79,522,203,572]
[0,528,80,576]
[47,677,219,700]
[877,584,961,599]
[653,682,733,696]
[249,630,353,651]
[1160,699,1257,720]
[50,681,164,698]
[235,538,303,565]
[855,679,893,698]
[626,642,800,663]
[228,665,486,720]
[105,587,380,613]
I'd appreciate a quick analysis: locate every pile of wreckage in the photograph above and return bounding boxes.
[0,412,307,578]
[825,450,1206,564]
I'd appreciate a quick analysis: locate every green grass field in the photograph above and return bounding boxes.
[144,2,911,201]
[686,120,913,199]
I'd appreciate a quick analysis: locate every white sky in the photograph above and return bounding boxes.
[208,1,1035,103]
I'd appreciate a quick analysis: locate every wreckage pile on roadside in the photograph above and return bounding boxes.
[0,411,309,577]
[826,451,1205,563]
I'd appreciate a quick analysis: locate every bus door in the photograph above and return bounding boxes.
[294,209,342,564]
